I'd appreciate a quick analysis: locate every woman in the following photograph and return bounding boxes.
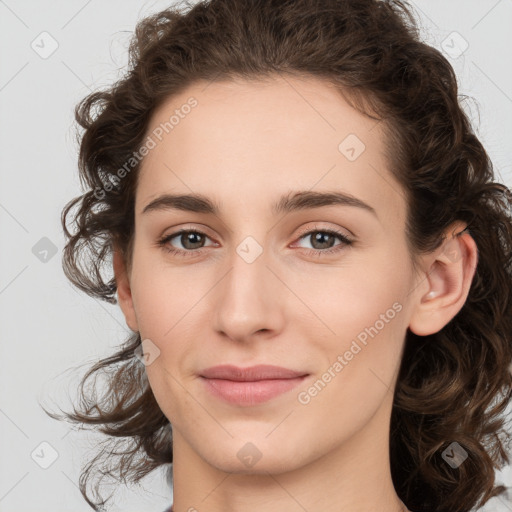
[46,0,512,511]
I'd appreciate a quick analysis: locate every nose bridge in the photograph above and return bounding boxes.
[212,232,283,340]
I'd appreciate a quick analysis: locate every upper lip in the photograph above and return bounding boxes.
[200,364,308,381]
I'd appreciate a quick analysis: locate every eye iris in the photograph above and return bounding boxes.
[182,232,204,249]
[311,232,335,250]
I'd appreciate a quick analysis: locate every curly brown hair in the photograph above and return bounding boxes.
[43,0,512,511]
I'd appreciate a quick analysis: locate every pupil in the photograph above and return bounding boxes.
[185,232,203,249]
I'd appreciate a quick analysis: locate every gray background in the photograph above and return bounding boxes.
[0,0,511,511]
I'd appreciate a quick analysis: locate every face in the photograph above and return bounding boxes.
[118,74,422,474]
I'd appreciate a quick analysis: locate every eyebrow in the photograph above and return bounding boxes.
[141,190,377,218]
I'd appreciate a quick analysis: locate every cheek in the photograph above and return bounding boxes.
[292,275,407,433]
[293,252,409,340]
[129,247,201,338]
[128,256,215,390]
[289,249,410,398]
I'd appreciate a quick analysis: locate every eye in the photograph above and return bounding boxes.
[156,229,216,258]
[292,226,353,256]
[156,225,353,258]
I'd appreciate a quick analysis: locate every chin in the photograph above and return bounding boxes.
[198,435,310,475]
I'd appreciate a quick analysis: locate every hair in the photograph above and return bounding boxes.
[44,0,512,510]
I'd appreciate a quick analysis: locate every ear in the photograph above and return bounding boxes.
[408,221,478,336]
[113,248,139,332]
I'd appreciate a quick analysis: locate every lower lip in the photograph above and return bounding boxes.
[200,376,308,406]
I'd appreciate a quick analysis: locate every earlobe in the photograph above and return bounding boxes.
[409,222,478,336]
[112,248,139,332]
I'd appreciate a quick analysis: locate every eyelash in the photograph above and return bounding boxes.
[156,226,353,259]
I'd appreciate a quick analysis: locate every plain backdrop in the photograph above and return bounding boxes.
[0,1,511,511]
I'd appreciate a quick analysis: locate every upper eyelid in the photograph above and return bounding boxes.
[295,223,352,239]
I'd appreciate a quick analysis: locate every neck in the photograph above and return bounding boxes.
[170,392,407,512]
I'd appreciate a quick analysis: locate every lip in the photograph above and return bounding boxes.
[199,364,309,406]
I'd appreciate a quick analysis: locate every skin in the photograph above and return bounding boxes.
[113,74,478,512]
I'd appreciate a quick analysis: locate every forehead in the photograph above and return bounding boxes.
[136,75,405,226]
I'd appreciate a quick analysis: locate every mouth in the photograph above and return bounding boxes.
[199,364,310,406]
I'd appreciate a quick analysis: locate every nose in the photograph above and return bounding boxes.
[212,239,286,344]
